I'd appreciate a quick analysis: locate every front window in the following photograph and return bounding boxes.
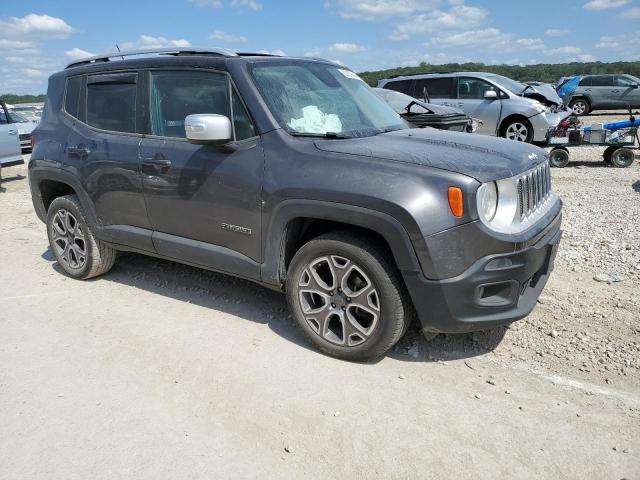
[251,61,405,138]
[458,77,498,99]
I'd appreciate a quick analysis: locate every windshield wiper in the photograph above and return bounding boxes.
[290,131,352,139]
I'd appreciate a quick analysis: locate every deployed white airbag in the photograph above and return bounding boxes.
[288,105,342,134]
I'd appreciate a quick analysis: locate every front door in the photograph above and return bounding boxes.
[613,75,640,109]
[139,69,263,274]
[454,77,502,135]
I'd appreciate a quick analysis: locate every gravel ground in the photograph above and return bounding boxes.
[1,112,639,478]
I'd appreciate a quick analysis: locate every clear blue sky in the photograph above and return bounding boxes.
[1,0,638,94]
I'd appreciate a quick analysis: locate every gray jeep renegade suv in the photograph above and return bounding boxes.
[29,48,562,361]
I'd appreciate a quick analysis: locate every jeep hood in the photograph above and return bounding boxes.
[314,128,547,183]
[521,84,562,107]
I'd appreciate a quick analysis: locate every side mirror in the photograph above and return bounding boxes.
[484,90,498,100]
[185,114,232,145]
[631,83,639,89]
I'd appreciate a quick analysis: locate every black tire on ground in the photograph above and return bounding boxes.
[610,147,635,168]
[285,231,413,362]
[501,118,534,143]
[603,146,617,164]
[549,148,570,168]
[569,98,590,116]
[46,194,117,279]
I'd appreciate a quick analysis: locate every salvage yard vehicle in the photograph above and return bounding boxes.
[5,110,36,151]
[378,72,571,144]
[0,101,24,181]
[373,88,477,133]
[29,48,562,361]
[558,74,640,115]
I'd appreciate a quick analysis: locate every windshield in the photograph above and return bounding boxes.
[251,61,406,138]
[486,74,528,94]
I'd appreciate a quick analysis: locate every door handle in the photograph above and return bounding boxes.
[142,154,172,173]
[68,145,91,157]
[611,90,620,93]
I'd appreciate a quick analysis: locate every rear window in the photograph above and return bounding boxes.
[87,81,136,133]
[64,76,83,119]
[383,80,412,95]
[590,76,613,87]
[414,78,455,99]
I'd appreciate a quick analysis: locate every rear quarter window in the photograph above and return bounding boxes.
[64,76,83,119]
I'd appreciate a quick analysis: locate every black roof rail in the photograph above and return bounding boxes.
[65,47,238,69]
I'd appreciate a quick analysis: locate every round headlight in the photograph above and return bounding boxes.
[477,182,498,222]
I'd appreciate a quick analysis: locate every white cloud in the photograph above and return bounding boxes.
[516,37,546,50]
[21,67,48,78]
[624,6,640,17]
[187,0,224,7]
[119,35,192,50]
[427,27,510,47]
[0,14,74,39]
[327,0,441,21]
[187,0,262,9]
[0,39,33,50]
[584,0,628,9]
[549,45,582,55]
[328,42,366,53]
[544,28,569,36]
[231,0,262,10]
[595,32,640,52]
[209,30,248,43]
[390,5,488,40]
[65,48,95,60]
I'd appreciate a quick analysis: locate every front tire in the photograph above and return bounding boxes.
[286,231,412,361]
[46,195,116,279]
[569,98,590,116]
[501,118,533,143]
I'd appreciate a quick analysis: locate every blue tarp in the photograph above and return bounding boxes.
[557,76,583,98]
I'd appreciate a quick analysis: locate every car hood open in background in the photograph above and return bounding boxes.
[521,84,563,107]
[314,127,547,182]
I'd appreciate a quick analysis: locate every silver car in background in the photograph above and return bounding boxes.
[379,72,571,143]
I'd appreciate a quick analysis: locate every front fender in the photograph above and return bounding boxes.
[260,199,425,286]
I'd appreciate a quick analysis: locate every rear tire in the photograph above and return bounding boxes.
[501,118,533,143]
[569,98,590,116]
[610,147,635,168]
[286,231,413,361]
[549,148,570,168]
[46,195,116,279]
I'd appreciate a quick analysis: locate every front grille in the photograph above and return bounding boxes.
[517,162,551,220]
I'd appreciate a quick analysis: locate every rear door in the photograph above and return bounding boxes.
[0,103,22,167]
[63,71,152,250]
[139,69,263,275]
[453,77,501,135]
[588,75,615,108]
[613,75,640,108]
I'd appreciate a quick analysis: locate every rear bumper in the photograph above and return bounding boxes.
[404,213,562,334]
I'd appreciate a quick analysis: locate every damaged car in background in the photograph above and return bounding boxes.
[378,72,571,144]
[374,88,479,133]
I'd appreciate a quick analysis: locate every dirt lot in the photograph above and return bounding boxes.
[1,113,639,479]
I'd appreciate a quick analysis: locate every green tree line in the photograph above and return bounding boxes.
[359,61,640,86]
[0,94,46,104]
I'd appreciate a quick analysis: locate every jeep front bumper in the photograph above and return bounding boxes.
[404,213,562,334]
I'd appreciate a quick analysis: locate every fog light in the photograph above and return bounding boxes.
[485,258,513,270]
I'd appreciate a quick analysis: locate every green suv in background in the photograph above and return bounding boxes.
[561,74,640,115]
